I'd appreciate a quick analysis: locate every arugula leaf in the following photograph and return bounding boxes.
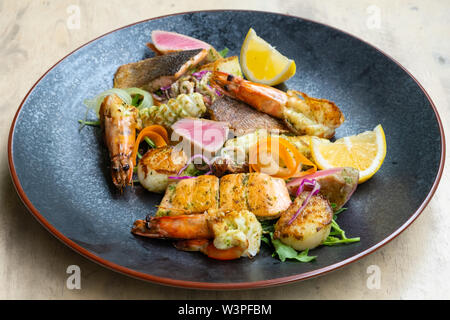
[218,47,229,58]
[324,213,360,246]
[296,248,317,263]
[260,206,358,261]
[260,220,276,233]
[267,232,317,262]
[334,207,348,216]
[322,237,360,246]
[261,235,272,247]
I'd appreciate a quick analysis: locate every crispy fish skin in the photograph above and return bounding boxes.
[156,175,219,216]
[274,192,333,251]
[114,49,207,92]
[219,173,292,220]
[207,96,289,136]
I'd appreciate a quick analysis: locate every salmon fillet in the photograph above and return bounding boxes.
[156,175,219,216]
[219,173,291,220]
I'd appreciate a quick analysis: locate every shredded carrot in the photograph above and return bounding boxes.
[132,125,169,166]
[142,124,169,142]
[249,137,317,179]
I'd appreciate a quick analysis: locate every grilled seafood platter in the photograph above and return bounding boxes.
[80,28,386,262]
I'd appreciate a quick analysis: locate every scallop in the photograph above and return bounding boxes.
[274,192,333,251]
[137,146,187,193]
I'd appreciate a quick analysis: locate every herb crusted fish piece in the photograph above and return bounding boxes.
[156,175,220,217]
[219,173,292,220]
[114,49,208,92]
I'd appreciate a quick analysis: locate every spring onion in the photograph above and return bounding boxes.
[144,137,156,148]
[83,87,153,117]
[77,119,100,126]
[124,88,153,110]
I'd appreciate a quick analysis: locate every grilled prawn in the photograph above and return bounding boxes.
[99,94,138,190]
[210,71,345,138]
[132,209,262,260]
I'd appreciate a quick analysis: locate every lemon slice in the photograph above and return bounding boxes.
[240,28,296,85]
[311,125,386,183]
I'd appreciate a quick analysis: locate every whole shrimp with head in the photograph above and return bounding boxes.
[99,94,138,190]
[132,209,262,260]
[210,71,345,139]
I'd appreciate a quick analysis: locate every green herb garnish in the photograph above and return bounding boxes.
[261,219,316,263]
[264,232,316,262]
[181,164,204,177]
[144,137,156,148]
[131,94,142,107]
[78,119,100,126]
[260,205,359,261]
[260,219,276,233]
[218,47,229,58]
[323,211,360,246]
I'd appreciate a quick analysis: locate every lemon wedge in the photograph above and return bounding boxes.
[240,28,296,85]
[310,125,387,183]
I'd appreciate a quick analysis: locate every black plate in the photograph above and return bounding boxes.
[8,10,444,289]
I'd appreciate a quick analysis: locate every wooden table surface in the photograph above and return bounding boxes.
[1,0,449,299]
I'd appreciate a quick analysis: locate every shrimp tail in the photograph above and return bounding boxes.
[131,214,213,239]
